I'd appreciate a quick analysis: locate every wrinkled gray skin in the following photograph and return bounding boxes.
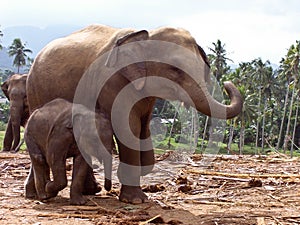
[24,98,113,205]
[1,74,29,152]
[27,24,243,204]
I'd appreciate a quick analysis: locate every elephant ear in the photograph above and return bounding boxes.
[105,30,149,90]
[1,79,10,100]
[20,74,28,82]
[197,44,211,84]
[197,45,210,68]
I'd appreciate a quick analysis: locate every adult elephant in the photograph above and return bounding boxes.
[1,74,29,152]
[27,24,243,204]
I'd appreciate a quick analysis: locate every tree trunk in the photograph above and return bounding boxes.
[167,111,177,149]
[255,87,262,149]
[261,97,267,153]
[290,96,299,157]
[239,112,245,155]
[227,119,234,154]
[283,81,296,153]
[277,82,290,150]
[191,108,199,153]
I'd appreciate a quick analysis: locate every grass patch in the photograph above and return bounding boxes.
[0,129,26,152]
[153,137,300,157]
[0,124,298,157]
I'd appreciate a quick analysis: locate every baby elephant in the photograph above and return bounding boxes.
[24,98,113,205]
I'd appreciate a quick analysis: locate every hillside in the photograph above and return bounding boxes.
[2,25,82,57]
[0,25,82,72]
[0,47,13,71]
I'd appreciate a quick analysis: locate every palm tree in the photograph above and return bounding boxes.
[252,58,272,152]
[208,39,232,82]
[291,93,299,156]
[276,58,293,150]
[8,38,32,73]
[201,40,232,150]
[282,41,300,153]
[225,63,256,154]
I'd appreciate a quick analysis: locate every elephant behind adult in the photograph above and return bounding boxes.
[26,24,243,204]
[1,74,29,152]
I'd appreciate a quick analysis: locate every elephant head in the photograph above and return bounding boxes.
[108,27,242,119]
[1,74,29,152]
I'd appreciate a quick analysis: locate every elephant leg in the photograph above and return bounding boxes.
[117,140,148,204]
[116,116,148,204]
[25,135,50,200]
[140,117,155,176]
[2,118,13,151]
[103,137,113,191]
[11,118,21,152]
[25,164,37,199]
[82,166,101,195]
[45,159,67,196]
[45,140,68,196]
[70,154,88,205]
[31,153,51,200]
[140,150,155,176]
[14,138,24,152]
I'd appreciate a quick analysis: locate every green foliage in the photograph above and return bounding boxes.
[0,129,26,151]
[0,102,9,123]
[0,69,11,124]
[0,121,7,131]
[8,38,32,73]
[0,69,14,86]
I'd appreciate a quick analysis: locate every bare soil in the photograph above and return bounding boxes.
[0,151,300,225]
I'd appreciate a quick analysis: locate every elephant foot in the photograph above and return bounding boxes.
[119,185,149,204]
[82,183,101,195]
[45,191,59,200]
[25,189,37,199]
[82,170,101,195]
[1,148,10,152]
[25,182,37,199]
[104,178,112,191]
[70,194,87,205]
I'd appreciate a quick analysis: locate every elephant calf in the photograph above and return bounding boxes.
[24,98,113,205]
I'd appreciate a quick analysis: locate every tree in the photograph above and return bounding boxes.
[276,58,293,150]
[8,38,32,73]
[251,58,273,152]
[282,41,300,153]
[201,40,232,150]
[224,62,256,154]
[208,39,232,82]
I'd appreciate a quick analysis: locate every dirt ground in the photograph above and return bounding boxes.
[0,151,300,225]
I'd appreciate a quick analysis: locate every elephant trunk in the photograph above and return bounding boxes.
[9,101,24,151]
[192,81,243,119]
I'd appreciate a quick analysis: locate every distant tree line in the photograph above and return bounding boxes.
[1,25,300,154]
[154,39,300,155]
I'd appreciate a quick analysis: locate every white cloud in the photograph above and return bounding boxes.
[1,0,300,63]
[170,8,300,63]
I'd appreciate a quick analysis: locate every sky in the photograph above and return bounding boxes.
[1,0,300,64]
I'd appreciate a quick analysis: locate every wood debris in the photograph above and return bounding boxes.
[0,152,300,224]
